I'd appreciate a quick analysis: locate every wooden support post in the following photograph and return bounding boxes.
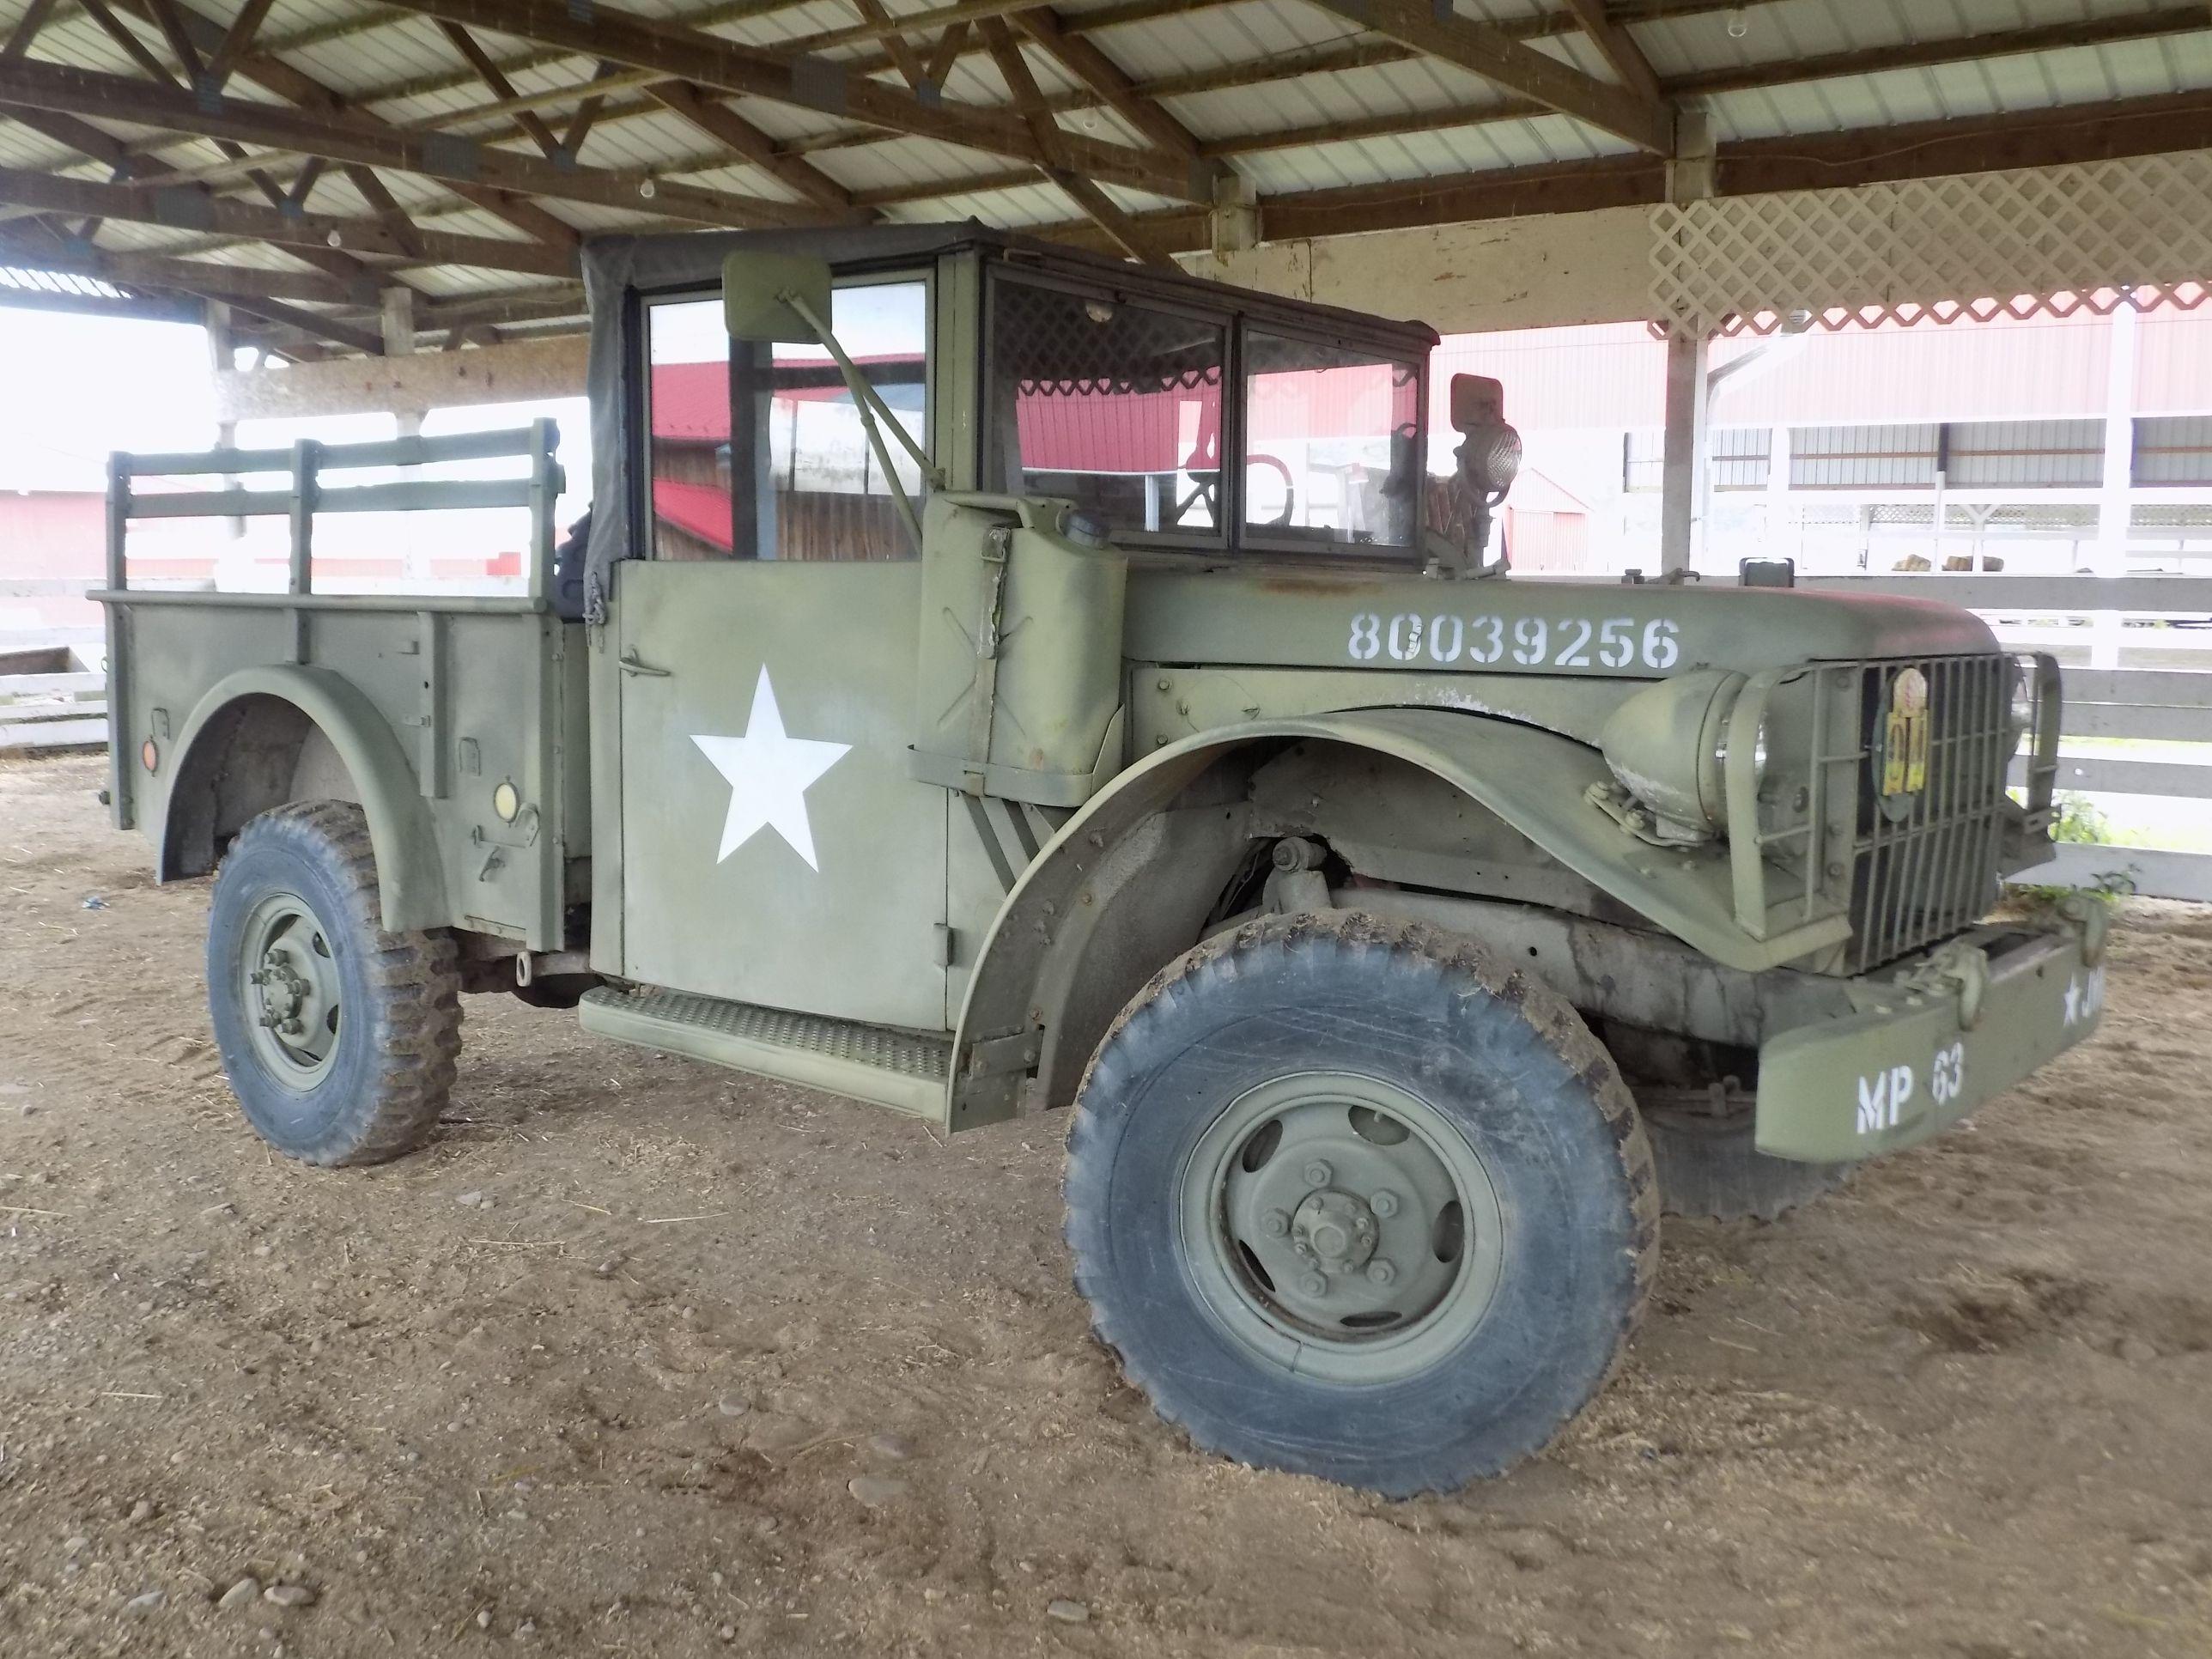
[287,437,319,661]
[2091,303,2140,668]
[526,414,560,607]
[104,448,133,826]
[1659,327,1708,575]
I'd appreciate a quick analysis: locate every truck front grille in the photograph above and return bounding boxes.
[1845,653,2016,972]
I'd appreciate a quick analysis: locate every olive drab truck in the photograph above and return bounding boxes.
[99,224,2105,1497]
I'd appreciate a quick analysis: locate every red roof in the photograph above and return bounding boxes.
[650,362,731,442]
[650,356,927,444]
[653,479,732,552]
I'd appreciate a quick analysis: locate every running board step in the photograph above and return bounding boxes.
[579,987,949,1121]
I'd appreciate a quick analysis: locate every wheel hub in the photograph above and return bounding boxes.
[1179,1074,1507,1384]
[252,949,313,1034]
[1290,1189,1379,1277]
[237,894,343,1083]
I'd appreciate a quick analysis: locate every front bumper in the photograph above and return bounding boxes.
[1754,913,2106,1163]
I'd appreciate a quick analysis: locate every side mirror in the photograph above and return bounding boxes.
[722,251,832,343]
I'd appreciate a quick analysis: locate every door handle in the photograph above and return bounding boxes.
[618,649,672,678]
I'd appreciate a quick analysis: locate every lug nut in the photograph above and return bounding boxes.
[1299,1273,1328,1298]
[1366,1259,1396,1287]
[1302,1161,1333,1188]
[279,1018,304,1037]
[1371,1189,1401,1218]
[1261,1209,1290,1237]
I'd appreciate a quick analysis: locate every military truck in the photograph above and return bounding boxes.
[99,224,2104,1496]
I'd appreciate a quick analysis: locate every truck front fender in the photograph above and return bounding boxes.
[948,707,1842,1130]
[161,665,451,933]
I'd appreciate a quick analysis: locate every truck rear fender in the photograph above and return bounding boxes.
[161,665,450,933]
[948,707,1820,1130]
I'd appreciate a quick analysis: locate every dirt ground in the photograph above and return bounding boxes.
[2,752,2209,1659]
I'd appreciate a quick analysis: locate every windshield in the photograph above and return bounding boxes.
[1243,331,1423,550]
[986,277,1227,540]
[982,273,1425,558]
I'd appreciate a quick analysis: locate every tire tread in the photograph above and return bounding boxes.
[216,801,461,1166]
[1066,909,1659,1494]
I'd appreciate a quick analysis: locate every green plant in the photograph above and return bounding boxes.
[2049,791,2112,846]
[2002,793,2135,910]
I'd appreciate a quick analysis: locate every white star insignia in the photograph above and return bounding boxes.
[690,666,851,872]
[2063,975,2081,1025]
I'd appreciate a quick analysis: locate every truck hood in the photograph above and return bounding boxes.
[1123,567,1997,678]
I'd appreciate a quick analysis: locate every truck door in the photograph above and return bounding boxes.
[613,278,948,1030]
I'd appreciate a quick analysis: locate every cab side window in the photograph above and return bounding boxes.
[644,297,732,561]
[643,279,930,562]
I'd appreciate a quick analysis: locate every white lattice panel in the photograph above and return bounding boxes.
[1651,152,2212,334]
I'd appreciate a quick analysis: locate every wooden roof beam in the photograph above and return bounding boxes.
[0,56,823,229]
[114,0,590,254]
[847,0,930,93]
[1303,0,1673,155]
[1011,6,1210,171]
[1557,0,1664,106]
[437,19,567,160]
[373,0,1208,202]
[0,161,577,276]
[0,276,201,322]
[979,15,1170,270]
[0,225,373,306]
[643,79,861,216]
[1030,86,2212,258]
[216,291,387,356]
[2,0,62,62]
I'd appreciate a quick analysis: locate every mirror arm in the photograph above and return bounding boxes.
[781,288,941,551]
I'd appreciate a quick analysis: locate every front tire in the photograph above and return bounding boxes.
[1065,912,1657,1496]
[206,802,461,1166]
[1643,1103,1854,1222]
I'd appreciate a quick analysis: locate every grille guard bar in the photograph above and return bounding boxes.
[1722,651,2061,968]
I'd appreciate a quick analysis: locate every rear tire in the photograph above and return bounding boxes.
[1065,911,1657,1496]
[206,802,461,1166]
[1643,1104,1854,1222]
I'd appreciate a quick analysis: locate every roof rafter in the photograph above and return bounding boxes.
[643,79,861,216]
[847,0,929,93]
[3,0,63,64]
[437,18,567,160]
[0,224,370,305]
[371,0,1207,202]
[217,290,387,356]
[0,55,823,229]
[1010,6,1208,172]
[1303,0,1673,155]
[107,0,587,253]
[978,14,1170,270]
[1556,0,1664,106]
[68,0,381,284]
[0,161,577,276]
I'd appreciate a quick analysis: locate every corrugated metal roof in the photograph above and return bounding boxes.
[2,0,2208,353]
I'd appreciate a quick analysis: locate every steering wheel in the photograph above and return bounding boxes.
[1246,453,1295,528]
